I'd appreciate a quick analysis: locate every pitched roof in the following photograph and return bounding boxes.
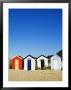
[37,55,47,59]
[11,55,23,60]
[47,55,53,59]
[24,55,35,59]
[56,50,62,58]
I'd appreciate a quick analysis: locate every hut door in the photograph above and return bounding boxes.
[41,60,44,70]
[15,60,19,69]
[54,60,58,70]
[28,60,31,70]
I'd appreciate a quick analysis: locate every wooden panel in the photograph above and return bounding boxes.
[15,60,19,70]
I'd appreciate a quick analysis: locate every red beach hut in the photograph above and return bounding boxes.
[11,55,23,70]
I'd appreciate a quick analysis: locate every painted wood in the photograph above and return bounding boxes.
[51,55,61,70]
[11,56,23,69]
[15,60,19,70]
[24,55,36,70]
[37,55,48,69]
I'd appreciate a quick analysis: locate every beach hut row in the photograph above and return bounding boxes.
[9,54,62,70]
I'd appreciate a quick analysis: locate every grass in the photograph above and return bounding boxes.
[8,69,62,81]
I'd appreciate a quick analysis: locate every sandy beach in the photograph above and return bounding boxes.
[8,69,62,81]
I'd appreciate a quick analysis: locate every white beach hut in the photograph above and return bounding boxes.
[51,55,61,70]
[24,55,36,70]
[37,55,48,70]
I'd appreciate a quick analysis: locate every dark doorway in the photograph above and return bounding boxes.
[28,60,31,70]
[41,59,44,70]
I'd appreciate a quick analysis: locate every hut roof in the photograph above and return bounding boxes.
[37,55,47,59]
[47,55,53,59]
[56,50,62,58]
[24,55,36,59]
[11,55,23,60]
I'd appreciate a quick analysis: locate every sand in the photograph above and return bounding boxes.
[8,69,62,81]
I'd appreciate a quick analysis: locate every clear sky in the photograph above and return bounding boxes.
[9,9,62,58]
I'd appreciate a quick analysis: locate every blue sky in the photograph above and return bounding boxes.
[9,9,62,57]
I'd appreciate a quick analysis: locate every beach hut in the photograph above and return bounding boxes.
[47,55,53,69]
[37,55,48,70]
[56,50,63,70]
[11,55,23,70]
[51,55,61,70]
[24,55,36,70]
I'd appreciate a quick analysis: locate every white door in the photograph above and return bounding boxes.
[54,60,58,70]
